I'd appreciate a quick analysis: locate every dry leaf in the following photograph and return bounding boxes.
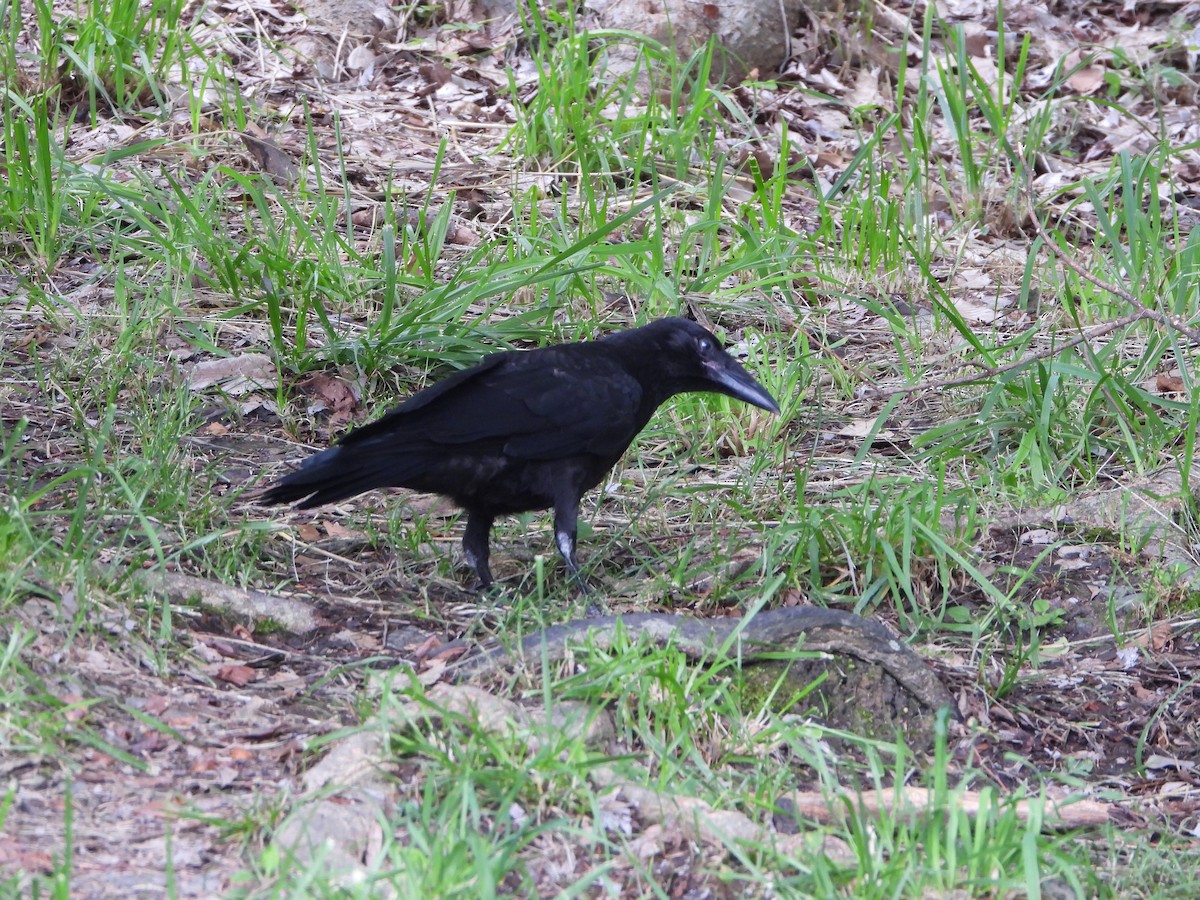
[936,0,985,16]
[240,123,298,182]
[295,523,320,542]
[1134,621,1175,652]
[13,326,52,350]
[446,222,482,246]
[301,372,359,426]
[189,354,277,395]
[346,44,376,74]
[833,418,892,439]
[412,634,443,659]
[1156,373,1186,394]
[1068,65,1105,95]
[846,67,883,108]
[1149,621,1173,651]
[417,657,449,685]
[963,29,990,58]
[321,520,364,540]
[1144,754,1196,772]
[952,296,1001,323]
[217,665,256,687]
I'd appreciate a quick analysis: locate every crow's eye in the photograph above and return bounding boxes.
[697,337,712,354]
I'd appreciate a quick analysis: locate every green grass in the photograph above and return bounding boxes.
[2,0,1198,895]
[244,643,1102,897]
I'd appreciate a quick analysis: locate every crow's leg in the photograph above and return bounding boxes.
[552,500,591,595]
[462,510,495,590]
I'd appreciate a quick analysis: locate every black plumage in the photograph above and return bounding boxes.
[260,317,780,588]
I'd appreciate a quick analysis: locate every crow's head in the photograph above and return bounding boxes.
[614,317,781,413]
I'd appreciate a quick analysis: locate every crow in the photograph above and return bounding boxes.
[260,317,780,589]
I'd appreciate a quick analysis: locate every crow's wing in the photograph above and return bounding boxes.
[339,352,510,446]
[339,349,646,461]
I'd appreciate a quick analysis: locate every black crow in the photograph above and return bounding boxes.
[260,317,780,588]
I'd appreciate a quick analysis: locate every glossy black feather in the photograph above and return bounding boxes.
[261,317,779,588]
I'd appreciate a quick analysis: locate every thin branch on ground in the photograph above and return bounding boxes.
[876,184,1199,398]
[874,311,1145,398]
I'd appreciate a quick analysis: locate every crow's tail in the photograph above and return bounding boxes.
[258,445,409,509]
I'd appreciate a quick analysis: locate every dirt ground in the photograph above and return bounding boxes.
[5,0,1200,894]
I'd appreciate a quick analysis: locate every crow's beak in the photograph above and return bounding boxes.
[706,357,781,414]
